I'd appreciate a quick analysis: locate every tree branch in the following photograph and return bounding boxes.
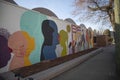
[88,5,110,12]
[88,0,111,12]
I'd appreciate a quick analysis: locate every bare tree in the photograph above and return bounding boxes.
[73,0,120,77]
[103,29,110,36]
[73,0,114,30]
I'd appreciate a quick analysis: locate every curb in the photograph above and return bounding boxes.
[0,48,103,80]
[25,48,103,80]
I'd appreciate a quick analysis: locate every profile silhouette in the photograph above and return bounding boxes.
[0,35,11,68]
[41,20,59,60]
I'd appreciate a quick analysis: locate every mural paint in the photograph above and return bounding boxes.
[88,27,93,48]
[48,17,73,56]
[0,28,12,73]
[75,26,82,52]
[0,1,94,72]
[59,25,72,56]
[66,25,73,55]
[72,25,85,53]
[8,31,35,70]
[0,28,11,39]
[71,24,94,53]
[41,20,59,60]
[59,30,68,56]
[20,11,47,64]
[80,24,87,50]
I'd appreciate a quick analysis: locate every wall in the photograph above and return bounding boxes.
[96,35,109,47]
[0,1,94,73]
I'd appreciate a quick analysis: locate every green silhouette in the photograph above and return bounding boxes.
[59,30,68,56]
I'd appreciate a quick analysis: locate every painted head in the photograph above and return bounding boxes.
[41,20,59,60]
[66,25,71,33]
[0,35,11,68]
[8,31,27,57]
[0,28,11,68]
[8,31,35,57]
[42,20,59,45]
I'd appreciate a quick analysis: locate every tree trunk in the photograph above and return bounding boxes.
[114,0,120,77]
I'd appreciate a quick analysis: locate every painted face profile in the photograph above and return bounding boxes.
[20,10,47,63]
[0,28,12,69]
[41,20,59,60]
[0,35,11,68]
[8,31,28,57]
[8,31,35,70]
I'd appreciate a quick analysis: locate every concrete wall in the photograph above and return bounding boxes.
[96,35,109,47]
[0,1,94,73]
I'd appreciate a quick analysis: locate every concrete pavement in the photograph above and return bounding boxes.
[51,45,117,80]
[0,47,103,80]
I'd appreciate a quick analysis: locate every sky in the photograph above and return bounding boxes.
[14,0,76,21]
[14,0,112,31]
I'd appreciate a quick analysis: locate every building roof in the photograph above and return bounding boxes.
[64,18,76,25]
[32,7,58,18]
[4,0,17,5]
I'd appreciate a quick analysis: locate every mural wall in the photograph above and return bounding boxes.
[0,1,93,73]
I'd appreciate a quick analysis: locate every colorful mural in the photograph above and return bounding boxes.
[8,31,35,70]
[20,11,47,64]
[88,27,93,48]
[0,35,11,68]
[59,30,68,56]
[0,28,12,73]
[41,20,59,60]
[0,1,94,72]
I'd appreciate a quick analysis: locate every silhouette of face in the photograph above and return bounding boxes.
[0,35,11,68]
[42,20,59,45]
[41,20,59,60]
[42,20,54,45]
[8,31,27,57]
[49,20,59,45]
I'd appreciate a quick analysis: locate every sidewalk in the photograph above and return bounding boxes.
[51,45,117,80]
[0,47,103,80]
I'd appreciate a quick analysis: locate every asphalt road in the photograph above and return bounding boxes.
[51,45,117,80]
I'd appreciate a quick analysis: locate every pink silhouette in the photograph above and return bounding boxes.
[8,31,27,70]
